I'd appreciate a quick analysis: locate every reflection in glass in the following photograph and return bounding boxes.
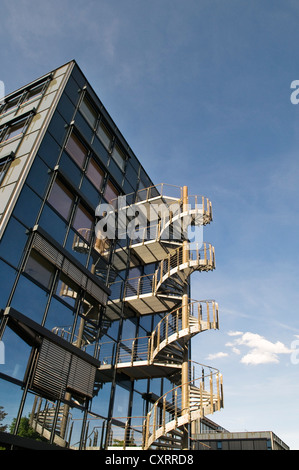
[56,273,79,307]
[48,179,74,221]
[72,204,94,235]
[0,217,28,268]
[80,98,97,129]
[86,158,104,189]
[13,184,42,228]
[113,385,130,419]
[2,117,27,142]
[38,205,68,245]
[65,133,88,168]
[104,180,119,204]
[11,275,49,324]
[0,260,17,309]
[24,250,55,289]
[45,296,75,339]
[96,121,112,150]
[112,144,125,170]
[1,327,31,382]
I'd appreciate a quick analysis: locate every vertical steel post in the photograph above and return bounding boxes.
[181,185,189,449]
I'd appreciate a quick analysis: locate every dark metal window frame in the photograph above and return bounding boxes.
[0,152,15,186]
[0,112,33,144]
[79,90,128,172]
[0,75,52,118]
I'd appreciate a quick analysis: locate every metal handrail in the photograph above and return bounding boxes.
[143,361,223,449]
[151,300,219,360]
[109,242,215,301]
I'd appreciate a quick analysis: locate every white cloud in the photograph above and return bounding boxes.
[227,331,292,365]
[206,351,228,360]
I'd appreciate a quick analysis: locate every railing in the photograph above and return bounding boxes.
[96,336,151,366]
[143,361,223,449]
[151,300,219,360]
[106,417,145,448]
[97,301,218,368]
[109,243,215,302]
[109,183,211,217]
[155,242,215,290]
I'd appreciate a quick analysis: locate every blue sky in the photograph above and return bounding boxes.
[1,0,299,449]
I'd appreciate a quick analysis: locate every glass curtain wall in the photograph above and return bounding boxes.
[0,63,164,449]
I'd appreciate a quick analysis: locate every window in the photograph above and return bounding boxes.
[80,97,97,129]
[22,83,44,106]
[96,121,112,150]
[72,203,94,233]
[0,79,48,117]
[24,250,55,289]
[48,179,74,220]
[65,132,88,168]
[0,95,22,116]
[0,155,13,185]
[56,272,79,306]
[86,157,104,189]
[0,117,28,142]
[104,179,119,204]
[112,144,126,170]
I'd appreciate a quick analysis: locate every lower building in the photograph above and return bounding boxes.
[191,417,289,450]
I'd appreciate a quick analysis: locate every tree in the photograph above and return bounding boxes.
[9,416,46,441]
[0,406,8,432]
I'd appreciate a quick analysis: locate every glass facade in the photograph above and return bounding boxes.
[0,61,221,450]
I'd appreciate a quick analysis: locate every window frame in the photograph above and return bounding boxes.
[111,143,126,171]
[65,131,89,169]
[79,95,98,130]
[0,115,30,143]
[47,178,75,222]
[0,153,14,186]
[0,76,51,118]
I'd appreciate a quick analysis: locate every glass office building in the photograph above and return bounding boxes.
[0,61,223,450]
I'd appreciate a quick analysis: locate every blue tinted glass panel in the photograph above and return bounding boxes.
[74,113,93,143]
[59,151,82,187]
[56,93,76,123]
[11,275,49,324]
[47,179,74,221]
[37,132,61,168]
[1,327,32,381]
[13,185,42,228]
[26,156,51,198]
[44,296,75,337]
[47,111,68,146]
[0,217,28,268]
[38,204,68,245]
[79,177,100,208]
[0,260,17,307]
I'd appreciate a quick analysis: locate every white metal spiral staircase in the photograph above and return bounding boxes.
[143,361,223,449]
[41,183,223,450]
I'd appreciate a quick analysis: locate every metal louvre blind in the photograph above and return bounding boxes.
[32,339,71,399]
[62,258,87,289]
[32,233,64,269]
[86,278,107,305]
[68,355,96,398]
[32,339,96,400]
